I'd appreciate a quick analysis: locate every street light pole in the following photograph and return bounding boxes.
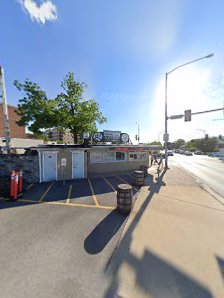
[164,73,168,167]
[136,122,140,144]
[164,53,214,168]
[197,129,206,138]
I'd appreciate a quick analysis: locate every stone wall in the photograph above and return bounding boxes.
[0,154,39,183]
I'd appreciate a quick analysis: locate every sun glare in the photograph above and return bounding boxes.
[167,66,211,114]
[150,65,221,141]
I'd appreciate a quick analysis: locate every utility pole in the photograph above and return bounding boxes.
[136,122,140,144]
[0,66,11,152]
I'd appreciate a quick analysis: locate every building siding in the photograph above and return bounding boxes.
[0,104,25,138]
[87,150,149,176]
[39,148,88,181]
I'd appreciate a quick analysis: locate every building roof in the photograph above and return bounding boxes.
[29,143,162,151]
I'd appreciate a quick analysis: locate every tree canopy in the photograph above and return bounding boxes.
[147,141,162,146]
[14,73,106,142]
[186,138,217,152]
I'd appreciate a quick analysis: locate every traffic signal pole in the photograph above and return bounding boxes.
[164,53,214,168]
[0,66,11,153]
[168,107,224,120]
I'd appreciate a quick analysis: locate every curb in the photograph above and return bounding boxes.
[174,159,224,206]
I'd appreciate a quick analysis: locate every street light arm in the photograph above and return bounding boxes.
[164,53,214,168]
[167,53,214,75]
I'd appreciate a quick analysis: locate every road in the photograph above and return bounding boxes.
[170,154,224,199]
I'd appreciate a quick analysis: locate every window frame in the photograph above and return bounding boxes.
[115,151,127,162]
[90,150,127,163]
[129,151,147,161]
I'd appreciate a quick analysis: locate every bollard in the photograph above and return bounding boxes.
[117,184,133,214]
[10,170,15,198]
[134,170,144,186]
[19,168,23,193]
[13,172,19,200]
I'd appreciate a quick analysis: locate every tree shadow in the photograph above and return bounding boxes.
[84,209,128,255]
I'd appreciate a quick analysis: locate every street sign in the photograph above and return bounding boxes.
[163,133,169,142]
[61,158,67,166]
[184,110,191,121]
[169,114,183,120]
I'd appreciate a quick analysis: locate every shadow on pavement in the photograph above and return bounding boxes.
[105,249,212,298]
[216,256,224,282]
[0,198,35,210]
[104,168,213,297]
[84,209,128,255]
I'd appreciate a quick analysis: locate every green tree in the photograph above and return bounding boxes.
[55,73,106,142]
[168,139,186,150]
[147,141,162,146]
[173,139,186,149]
[14,73,106,143]
[186,138,217,152]
[14,79,58,134]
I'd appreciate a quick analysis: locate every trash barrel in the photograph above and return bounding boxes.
[134,170,144,186]
[117,184,133,214]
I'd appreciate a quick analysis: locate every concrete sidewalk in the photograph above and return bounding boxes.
[106,165,224,298]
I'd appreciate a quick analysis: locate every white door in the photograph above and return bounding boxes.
[72,151,84,179]
[43,152,57,181]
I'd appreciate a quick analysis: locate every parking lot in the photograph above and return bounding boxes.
[0,173,142,298]
[0,173,140,210]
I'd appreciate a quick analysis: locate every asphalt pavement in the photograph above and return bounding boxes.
[171,154,224,199]
[0,174,138,298]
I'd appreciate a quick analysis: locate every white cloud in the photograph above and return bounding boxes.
[19,0,57,24]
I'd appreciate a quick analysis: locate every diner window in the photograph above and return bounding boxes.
[90,152,103,163]
[129,152,147,161]
[116,151,126,161]
[103,151,115,162]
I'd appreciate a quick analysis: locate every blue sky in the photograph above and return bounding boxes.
[0,0,224,143]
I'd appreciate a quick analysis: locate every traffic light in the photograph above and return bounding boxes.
[205,134,209,140]
[184,110,191,121]
[219,135,222,140]
[135,135,138,140]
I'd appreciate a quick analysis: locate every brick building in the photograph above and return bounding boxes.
[0,104,26,138]
[44,128,74,144]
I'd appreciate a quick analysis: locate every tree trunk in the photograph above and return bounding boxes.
[73,130,78,144]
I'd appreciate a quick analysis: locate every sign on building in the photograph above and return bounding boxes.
[92,130,129,143]
[61,158,67,166]
[103,130,121,142]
